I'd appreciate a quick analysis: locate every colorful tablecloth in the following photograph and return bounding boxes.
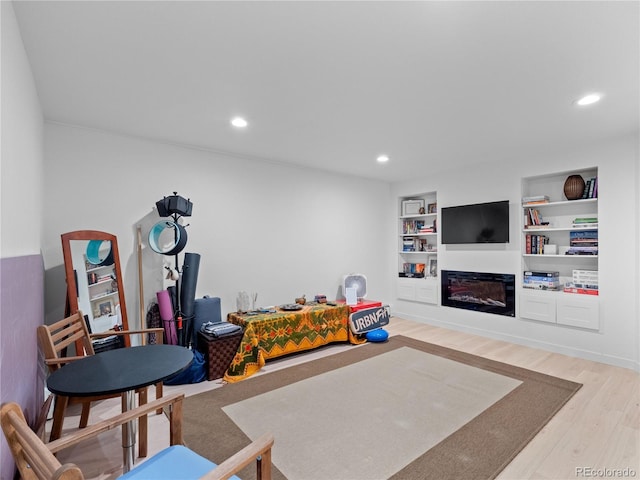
[223,303,365,382]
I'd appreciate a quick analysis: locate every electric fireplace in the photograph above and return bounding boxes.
[441,270,515,317]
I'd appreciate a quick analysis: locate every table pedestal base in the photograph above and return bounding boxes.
[121,391,135,473]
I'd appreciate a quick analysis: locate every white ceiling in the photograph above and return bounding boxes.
[12,1,639,183]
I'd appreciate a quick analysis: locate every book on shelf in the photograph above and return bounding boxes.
[400,262,426,278]
[573,269,598,277]
[572,270,598,285]
[403,236,416,251]
[569,229,597,237]
[564,282,599,295]
[523,282,560,291]
[581,177,598,199]
[524,224,550,229]
[402,263,425,274]
[524,207,543,226]
[565,247,598,255]
[524,271,559,277]
[569,230,598,248]
[572,223,598,229]
[523,271,560,290]
[525,234,549,254]
[403,220,425,234]
[522,195,550,205]
[573,217,598,223]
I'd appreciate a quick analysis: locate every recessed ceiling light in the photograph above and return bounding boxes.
[231,117,248,128]
[576,94,601,106]
[377,155,390,163]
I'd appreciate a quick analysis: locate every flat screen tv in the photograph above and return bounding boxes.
[441,200,510,244]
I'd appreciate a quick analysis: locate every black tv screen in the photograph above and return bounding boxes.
[441,200,510,244]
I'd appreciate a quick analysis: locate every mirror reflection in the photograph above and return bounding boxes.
[61,231,129,346]
[72,240,121,332]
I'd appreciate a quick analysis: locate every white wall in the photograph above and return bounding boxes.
[42,123,393,329]
[391,135,639,371]
[0,3,45,479]
[1,1,43,256]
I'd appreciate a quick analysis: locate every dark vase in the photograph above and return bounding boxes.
[563,175,585,200]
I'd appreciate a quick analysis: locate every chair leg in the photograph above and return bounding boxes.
[79,402,91,428]
[138,388,148,458]
[50,395,69,442]
[155,382,163,414]
[35,394,54,442]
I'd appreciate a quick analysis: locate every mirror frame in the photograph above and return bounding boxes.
[61,230,130,353]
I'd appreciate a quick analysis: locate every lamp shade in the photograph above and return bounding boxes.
[155,193,193,217]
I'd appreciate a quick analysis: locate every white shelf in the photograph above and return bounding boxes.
[88,278,114,288]
[399,213,437,220]
[400,233,437,237]
[90,291,119,302]
[86,264,113,273]
[522,198,597,208]
[399,251,438,255]
[522,254,597,259]
[523,227,597,233]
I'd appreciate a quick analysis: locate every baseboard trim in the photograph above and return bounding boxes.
[394,311,639,373]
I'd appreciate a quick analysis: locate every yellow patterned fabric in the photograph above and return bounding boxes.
[223,304,365,382]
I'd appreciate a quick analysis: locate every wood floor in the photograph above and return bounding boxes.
[47,317,639,480]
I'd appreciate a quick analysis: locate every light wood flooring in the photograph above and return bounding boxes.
[46,317,639,480]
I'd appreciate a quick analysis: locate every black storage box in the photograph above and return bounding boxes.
[92,335,124,354]
[197,330,243,381]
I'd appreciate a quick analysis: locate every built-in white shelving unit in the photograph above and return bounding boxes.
[396,192,438,304]
[520,168,599,330]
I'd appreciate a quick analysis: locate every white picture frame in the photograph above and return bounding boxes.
[402,199,425,216]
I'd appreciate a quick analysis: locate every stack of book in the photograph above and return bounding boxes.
[524,234,549,254]
[418,224,435,234]
[581,177,598,199]
[564,269,598,295]
[572,217,598,229]
[523,271,560,290]
[403,236,417,252]
[566,229,598,255]
[399,263,425,278]
[522,195,550,206]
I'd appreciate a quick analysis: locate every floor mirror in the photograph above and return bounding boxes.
[61,230,130,353]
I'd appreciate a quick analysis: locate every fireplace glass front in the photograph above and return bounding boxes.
[441,270,515,317]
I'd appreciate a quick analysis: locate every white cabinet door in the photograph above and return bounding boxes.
[397,280,416,301]
[557,295,600,330]
[415,280,438,304]
[397,278,438,304]
[520,292,556,324]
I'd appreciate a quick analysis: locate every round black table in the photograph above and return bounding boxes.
[47,344,193,472]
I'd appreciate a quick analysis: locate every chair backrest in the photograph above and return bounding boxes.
[1,402,84,480]
[37,311,95,373]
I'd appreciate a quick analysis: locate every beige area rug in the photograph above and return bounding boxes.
[182,335,581,480]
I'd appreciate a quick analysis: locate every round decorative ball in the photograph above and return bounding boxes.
[366,329,389,343]
[563,174,585,200]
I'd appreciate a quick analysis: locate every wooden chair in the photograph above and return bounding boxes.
[1,393,274,480]
[36,310,165,457]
